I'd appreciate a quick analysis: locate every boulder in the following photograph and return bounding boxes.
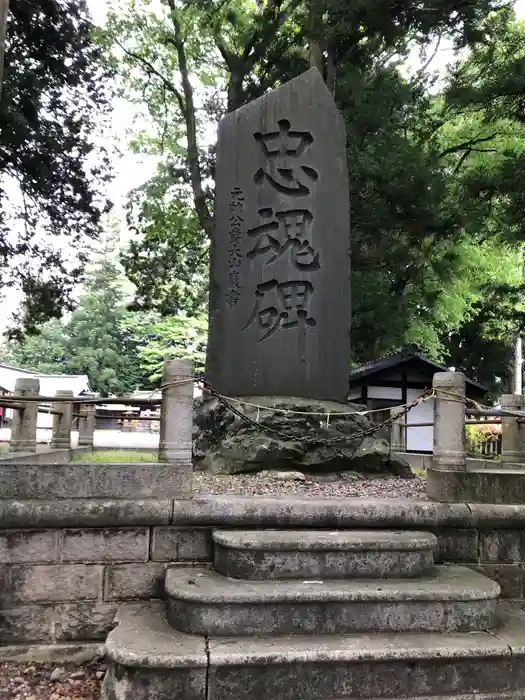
[194,394,413,478]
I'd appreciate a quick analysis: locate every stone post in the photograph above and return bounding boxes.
[159,359,194,497]
[500,394,525,465]
[432,372,466,471]
[51,390,74,450]
[9,377,39,452]
[390,407,406,453]
[78,404,95,449]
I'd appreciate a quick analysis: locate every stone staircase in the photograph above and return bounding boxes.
[102,526,525,700]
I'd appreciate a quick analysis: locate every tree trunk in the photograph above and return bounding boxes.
[167,0,213,240]
[308,0,325,76]
[325,46,336,96]
[227,71,245,113]
[308,0,336,94]
[0,0,9,101]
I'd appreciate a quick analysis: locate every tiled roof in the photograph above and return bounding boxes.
[349,351,487,392]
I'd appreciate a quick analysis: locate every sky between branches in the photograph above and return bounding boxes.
[86,0,525,229]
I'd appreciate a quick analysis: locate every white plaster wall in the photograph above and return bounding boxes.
[406,389,434,452]
[367,386,403,400]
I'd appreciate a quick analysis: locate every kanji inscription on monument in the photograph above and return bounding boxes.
[226,186,245,307]
[207,68,350,401]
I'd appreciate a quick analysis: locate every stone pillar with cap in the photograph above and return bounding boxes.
[78,404,95,449]
[432,371,466,471]
[9,377,39,452]
[51,390,74,450]
[390,407,406,453]
[159,359,194,497]
[500,394,525,465]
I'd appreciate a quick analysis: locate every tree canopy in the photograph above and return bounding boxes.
[0,0,114,333]
[100,0,525,393]
[0,248,208,394]
[7,0,525,398]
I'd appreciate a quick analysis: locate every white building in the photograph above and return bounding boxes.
[348,351,488,453]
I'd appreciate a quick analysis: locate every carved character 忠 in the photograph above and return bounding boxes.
[253,119,319,196]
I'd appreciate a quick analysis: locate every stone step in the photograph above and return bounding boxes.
[213,529,437,579]
[103,601,525,700]
[164,565,499,637]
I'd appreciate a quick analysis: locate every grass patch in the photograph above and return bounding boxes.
[411,467,426,478]
[72,450,158,463]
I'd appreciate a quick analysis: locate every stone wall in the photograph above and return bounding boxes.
[2,497,525,645]
[0,461,189,499]
[393,451,501,472]
[0,500,210,645]
[0,446,92,465]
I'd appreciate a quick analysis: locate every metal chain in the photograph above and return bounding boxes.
[201,380,302,442]
[201,379,433,449]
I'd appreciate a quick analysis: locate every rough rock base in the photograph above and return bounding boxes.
[194,395,412,477]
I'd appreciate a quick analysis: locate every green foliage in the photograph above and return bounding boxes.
[339,7,525,380]
[0,320,70,375]
[465,423,501,458]
[2,252,208,394]
[135,314,208,381]
[332,39,525,367]
[121,166,209,316]
[2,256,145,395]
[343,61,451,359]
[1,0,114,333]
[102,0,525,392]
[445,9,525,123]
[432,12,525,390]
[63,259,143,395]
[72,450,157,462]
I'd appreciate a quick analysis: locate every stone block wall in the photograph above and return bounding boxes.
[436,526,525,599]
[2,497,525,645]
[0,446,92,466]
[0,512,212,644]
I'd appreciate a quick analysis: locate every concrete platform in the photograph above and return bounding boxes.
[427,467,525,504]
[0,461,187,498]
[103,601,525,700]
[213,529,437,579]
[165,565,499,636]
[103,602,207,700]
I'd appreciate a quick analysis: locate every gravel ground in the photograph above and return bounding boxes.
[0,661,105,700]
[192,471,428,498]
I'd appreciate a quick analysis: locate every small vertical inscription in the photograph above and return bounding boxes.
[226,186,244,307]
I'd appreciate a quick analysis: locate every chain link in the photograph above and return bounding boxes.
[200,379,433,452]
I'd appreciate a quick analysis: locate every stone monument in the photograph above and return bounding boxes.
[198,69,410,478]
[207,67,350,402]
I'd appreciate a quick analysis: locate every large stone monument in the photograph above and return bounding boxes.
[207,68,350,402]
[198,69,410,478]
